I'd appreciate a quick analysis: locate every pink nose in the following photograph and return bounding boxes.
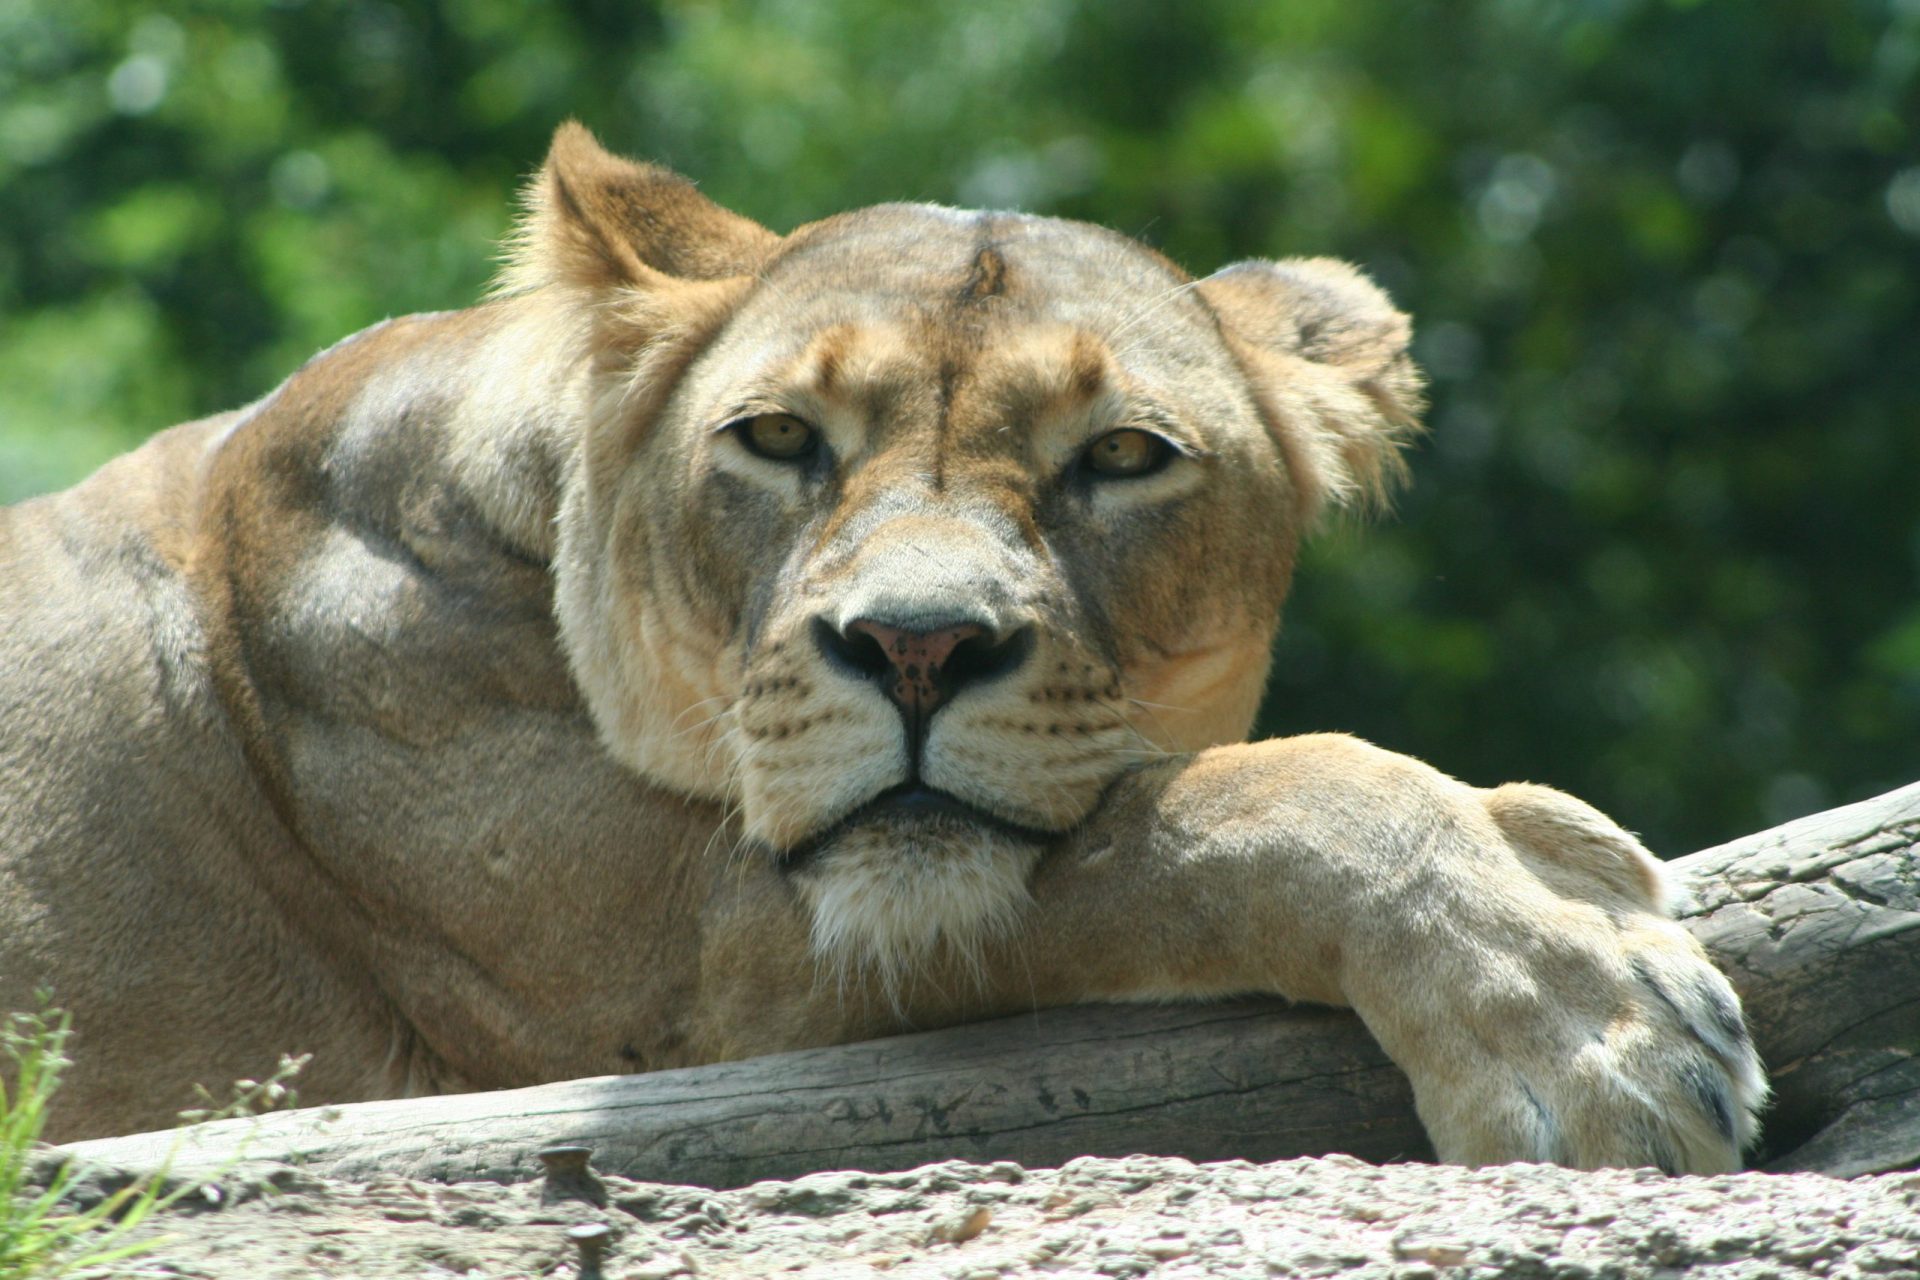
[843,619,990,717]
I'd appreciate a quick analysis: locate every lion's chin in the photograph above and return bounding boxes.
[780,783,1064,863]
[787,815,1042,1006]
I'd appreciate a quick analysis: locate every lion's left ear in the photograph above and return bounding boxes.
[496,121,779,295]
[1199,257,1425,520]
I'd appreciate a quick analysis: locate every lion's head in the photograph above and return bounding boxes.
[513,125,1423,982]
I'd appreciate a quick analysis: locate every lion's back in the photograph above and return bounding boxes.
[0,420,329,1136]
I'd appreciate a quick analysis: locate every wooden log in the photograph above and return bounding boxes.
[46,1001,1427,1191]
[1681,782,1920,1177]
[48,782,1920,1189]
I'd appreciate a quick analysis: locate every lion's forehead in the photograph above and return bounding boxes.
[777,203,1180,285]
[755,205,1211,341]
[681,205,1253,457]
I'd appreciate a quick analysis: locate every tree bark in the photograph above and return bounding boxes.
[50,781,1920,1189]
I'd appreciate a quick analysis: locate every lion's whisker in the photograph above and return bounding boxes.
[666,692,732,732]
[1124,696,1192,714]
[1102,278,1206,349]
[1089,694,1176,759]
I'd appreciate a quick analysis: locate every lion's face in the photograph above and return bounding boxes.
[531,128,1420,973]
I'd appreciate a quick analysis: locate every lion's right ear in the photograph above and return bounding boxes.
[495,122,779,295]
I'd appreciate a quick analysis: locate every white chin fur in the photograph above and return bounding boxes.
[794,823,1040,1007]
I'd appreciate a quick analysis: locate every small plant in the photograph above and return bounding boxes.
[0,994,308,1279]
[178,1052,309,1126]
[0,994,168,1279]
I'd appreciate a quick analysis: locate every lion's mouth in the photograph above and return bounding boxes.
[778,783,1063,870]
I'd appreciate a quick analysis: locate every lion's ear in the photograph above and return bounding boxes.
[497,121,779,295]
[1199,257,1425,519]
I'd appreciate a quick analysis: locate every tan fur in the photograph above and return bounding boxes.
[0,126,1763,1169]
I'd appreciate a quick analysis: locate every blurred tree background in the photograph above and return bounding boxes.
[3,0,1917,855]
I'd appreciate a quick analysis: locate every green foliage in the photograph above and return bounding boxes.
[1,999,167,1280]
[3,0,1917,852]
[0,996,308,1279]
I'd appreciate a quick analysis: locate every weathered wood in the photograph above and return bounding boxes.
[50,782,1920,1189]
[1679,782,1920,1176]
[48,1002,1428,1191]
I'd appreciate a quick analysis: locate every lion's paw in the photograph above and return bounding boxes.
[1405,914,1766,1173]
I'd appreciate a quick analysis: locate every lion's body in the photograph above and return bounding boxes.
[0,127,1764,1168]
[1,308,800,1133]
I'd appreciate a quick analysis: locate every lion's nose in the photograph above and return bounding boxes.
[812,616,1031,719]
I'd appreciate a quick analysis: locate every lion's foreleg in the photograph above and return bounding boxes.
[997,733,1767,1172]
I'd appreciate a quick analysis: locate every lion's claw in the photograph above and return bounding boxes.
[1411,917,1765,1173]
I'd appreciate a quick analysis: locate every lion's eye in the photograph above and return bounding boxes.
[734,413,819,462]
[1081,428,1173,479]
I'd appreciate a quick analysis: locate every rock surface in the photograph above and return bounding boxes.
[75,1153,1920,1279]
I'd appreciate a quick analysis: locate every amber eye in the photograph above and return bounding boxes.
[733,413,819,462]
[1082,428,1173,479]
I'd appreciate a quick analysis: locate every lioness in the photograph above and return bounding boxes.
[0,124,1763,1168]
